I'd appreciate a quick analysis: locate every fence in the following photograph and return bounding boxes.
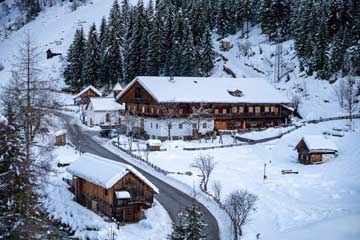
[184,114,360,151]
[111,141,169,175]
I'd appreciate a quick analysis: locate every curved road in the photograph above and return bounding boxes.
[56,112,220,240]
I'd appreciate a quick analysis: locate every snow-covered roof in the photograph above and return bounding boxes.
[117,76,290,104]
[113,82,123,91]
[88,97,125,111]
[302,135,338,153]
[146,139,162,146]
[66,153,159,193]
[0,114,7,125]
[73,85,102,99]
[115,190,131,199]
[55,129,66,136]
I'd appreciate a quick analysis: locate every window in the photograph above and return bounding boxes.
[222,109,227,114]
[179,108,184,115]
[179,123,183,129]
[151,107,154,114]
[104,189,108,196]
[255,106,261,113]
[203,123,207,129]
[192,123,197,129]
[135,87,141,98]
[232,107,237,113]
[156,123,159,129]
[271,106,278,113]
[105,113,111,122]
[239,106,244,113]
[133,106,136,112]
[157,108,160,114]
[265,106,270,112]
[142,106,145,113]
[215,109,219,114]
[248,106,253,113]
[150,122,153,128]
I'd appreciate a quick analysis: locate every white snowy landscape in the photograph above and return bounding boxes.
[0,0,359,239]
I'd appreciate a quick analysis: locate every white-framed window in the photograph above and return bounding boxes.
[179,123,183,129]
[203,123,207,129]
[232,107,237,113]
[223,109,227,114]
[271,106,278,113]
[157,108,160,114]
[151,107,154,114]
[150,122,153,128]
[142,106,145,113]
[239,106,244,113]
[215,109,219,114]
[255,106,261,113]
[248,106,253,113]
[156,123,159,129]
[265,106,270,112]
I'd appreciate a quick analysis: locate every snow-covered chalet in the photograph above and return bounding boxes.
[116,76,293,140]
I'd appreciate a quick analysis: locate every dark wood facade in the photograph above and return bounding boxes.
[117,81,292,131]
[73,172,155,223]
[295,139,336,165]
[74,88,101,105]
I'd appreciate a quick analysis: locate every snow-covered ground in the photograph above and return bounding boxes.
[133,119,360,240]
[39,143,171,240]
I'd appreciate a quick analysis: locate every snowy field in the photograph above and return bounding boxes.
[38,143,171,240]
[127,119,360,240]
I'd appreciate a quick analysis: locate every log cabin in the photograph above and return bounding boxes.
[67,153,159,223]
[116,76,293,141]
[55,129,66,146]
[296,136,338,165]
[73,85,102,106]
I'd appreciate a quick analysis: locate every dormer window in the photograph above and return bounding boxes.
[228,89,243,97]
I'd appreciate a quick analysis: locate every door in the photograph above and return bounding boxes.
[140,119,145,130]
[215,120,228,130]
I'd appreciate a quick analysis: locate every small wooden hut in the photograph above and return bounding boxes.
[295,135,337,165]
[55,129,66,145]
[220,38,231,51]
[67,153,159,223]
[146,139,161,151]
[73,85,102,105]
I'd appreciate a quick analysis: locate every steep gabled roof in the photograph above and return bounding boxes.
[301,135,338,153]
[73,85,102,99]
[113,82,123,91]
[117,76,290,104]
[67,153,159,193]
[87,97,124,111]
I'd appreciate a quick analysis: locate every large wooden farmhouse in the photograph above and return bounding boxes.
[296,136,338,165]
[116,76,293,140]
[67,153,159,223]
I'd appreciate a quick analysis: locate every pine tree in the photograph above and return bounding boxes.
[183,204,207,240]
[121,0,131,33]
[201,27,215,76]
[99,16,110,87]
[162,0,176,75]
[180,22,196,76]
[109,0,124,48]
[216,0,230,38]
[82,24,101,87]
[327,0,339,38]
[169,213,187,240]
[146,8,163,76]
[64,28,86,90]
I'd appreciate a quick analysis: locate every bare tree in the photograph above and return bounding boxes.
[212,180,222,200]
[160,101,179,141]
[334,78,347,108]
[225,190,258,240]
[122,111,137,151]
[342,77,359,123]
[192,154,216,192]
[291,94,301,112]
[189,103,212,142]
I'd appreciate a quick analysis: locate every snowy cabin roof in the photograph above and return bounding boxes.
[113,82,123,91]
[117,76,290,104]
[301,135,338,153]
[55,129,66,136]
[146,139,162,146]
[73,85,102,99]
[66,153,159,193]
[87,97,125,111]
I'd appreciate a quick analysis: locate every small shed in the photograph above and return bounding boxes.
[55,129,66,145]
[67,153,159,223]
[296,135,337,165]
[146,139,161,151]
[73,85,102,105]
[220,38,231,51]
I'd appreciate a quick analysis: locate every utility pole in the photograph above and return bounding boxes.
[263,163,267,181]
